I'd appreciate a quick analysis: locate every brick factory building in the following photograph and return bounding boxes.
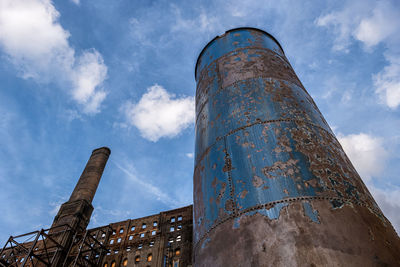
[1,28,400,267]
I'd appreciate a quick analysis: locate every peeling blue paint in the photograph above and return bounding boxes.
[193,28,380,245]
[302,202,320,223]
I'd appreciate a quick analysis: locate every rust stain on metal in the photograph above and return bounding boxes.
[193,27,400,266]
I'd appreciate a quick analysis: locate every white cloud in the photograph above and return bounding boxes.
[186,153,194,159]
[124,84,194,142]
[171,5,220,34]
[70,0,80,5]
[315,0,368,52]
[72,50,108,114]
[373,55,400,109]
[315,0,400,51]
[316,0,400,51]
[316,0,400,109]
[337,133,388,181]
[353,1,399,48]
[0,0,107,114]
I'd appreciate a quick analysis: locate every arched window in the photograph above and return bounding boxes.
[147,254,152,262]
[175,248,181,256]
[103,263,108,267]
[122,258,128,266]
[111,261,116,267]
[135,255,140,263]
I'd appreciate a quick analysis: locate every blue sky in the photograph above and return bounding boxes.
[1,0,400,243]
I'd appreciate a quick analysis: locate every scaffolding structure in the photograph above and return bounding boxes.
[0,225,112,267]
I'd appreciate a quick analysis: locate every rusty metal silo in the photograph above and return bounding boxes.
[193,27,400,266]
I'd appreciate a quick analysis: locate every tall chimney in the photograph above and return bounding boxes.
[49,147,110,265]
[69,147,111,203]
[193,28,400,266]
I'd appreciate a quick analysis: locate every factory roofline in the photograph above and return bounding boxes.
[195,27,285,79]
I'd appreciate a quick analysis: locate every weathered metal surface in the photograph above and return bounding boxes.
[193,27,400,266]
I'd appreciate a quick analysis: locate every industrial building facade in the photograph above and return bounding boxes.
[1,28,400,266]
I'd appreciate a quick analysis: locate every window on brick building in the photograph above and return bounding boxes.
[171,217,175,223]
[170,226,174,232]
[109,239,114,245]
[129,235,133,240]
[119,228,124,234]
[122,258,128,266]
[140,233,145,238]
[147,254,152,262]
[135,256,140,263]
[177,215,182,221]
[142,223,146,229]
[152,230,156,236]
[177,225,182,230]
[175,248,181,256]
[131,226,135,231]
[153,221,158,227]
[103,263,108,267]
[138,244,143,249]
[111,261,116,267]
[149,241,154,247]
[176,235,181,242]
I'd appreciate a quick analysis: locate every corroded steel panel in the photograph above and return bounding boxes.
[193,27,400,266]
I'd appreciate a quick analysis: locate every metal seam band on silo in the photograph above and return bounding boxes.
[193,27,400,266]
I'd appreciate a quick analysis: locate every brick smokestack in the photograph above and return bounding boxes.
[193,28,400,266]
[51,147,110,231]
[69,147,111,203]
[49,147,110,266]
